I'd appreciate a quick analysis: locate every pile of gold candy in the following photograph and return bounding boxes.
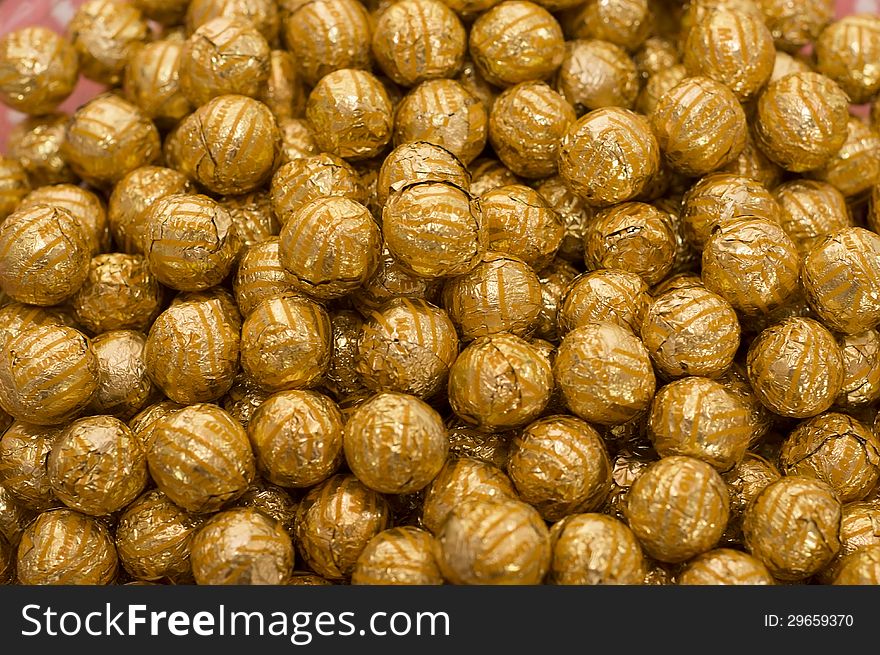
[0,0,880,586]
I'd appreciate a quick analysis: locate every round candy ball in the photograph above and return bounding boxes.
[0,421,60,511]
[123,39,192,129]
[19,183,109,256]
[757,0,833,52]
[352,527,443,585]
[0,27,78,115]
[481,185,563,269]
[0,156,30,221]
[233,239,298,317]
[833,545,880,585]
[678,549,775,585]
[558,269,650,335]
[376,142,470,208]
[87,330,154,419]
[549,513,646,585]
[67,0,150,85]
[816,14,880,104]
[556,39,639,113]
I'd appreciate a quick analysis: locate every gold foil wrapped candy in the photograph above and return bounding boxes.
[756,0,834,52]
[144,296,241,404]
[469,1,565,87]
[558,269,650,335]
[294,474,390,580]
[7,118,74,188]
[186,0,280,44]
[0,27,78,115]
[636,63,687,116]
[19,183,109,256]
[271,154,364,225]
[549,513,646,585]
[721,452,781,544]
[352,527,444,585]
[247,390,344,488]
[754,72,849,173]
[172,95,281,195]
[221,375,271,429]
[47,415,148,516]
[773,180,851,255]
[0,157,30,222]
[0,484,32,546]
[809,117,880,200]
[0,422,59,512]
[67,0,150,85]
[0,325,98,426]
[560,0,652,51]
[190,508,294,585]
[278,118,319,163]
[220,191,279,249]
[821,502,880,583]
[743,475,841,581]
[16,509,118,585]
[559,107,659,207]
[232,239,298,316]
[678,549,775,585]
[377,142,470,208]
[833,545,880,585]
[816,14,880,104]
[836,329,880,409]
[651,76,747,177]
[624,455,729,563]
[148,403,255,513]
[128,400,184,451]
[556,39,639,113]
[116,489,202,583]
[87,330,155,419]
[480,185,563,269]
[260,50,305,122]
[240,294,331,392]
[344,392,449,494]
[134,0,190,25]
[449,332,553,431]
[124,39,192,129]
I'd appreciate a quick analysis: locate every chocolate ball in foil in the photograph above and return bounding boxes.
[680,173,782,251]
[449,333,553,431]
[186,0,279,44]
[634,36,679,81]
[508,415,611,522]
[220,191,279,249]
[7,116,73,188]
[810,117,880,200]
[651,76,747,177]
[47,415,148,516]
[63,94,161,187]
[836,329,880,409]
[279,197,380,300]
[773,180,851,255]
[124,40,192,129]
[721,452,781,545]
[0,325,98,426]
[469,1,564,87]
[19,184,109,256]
[683,9,774,102]
[143,194,240,292]
[820,501,880,583]
[489,82,574,179]
[144,296,240,404]
[377,142,469,209]
[16,509,117,585]
[437,498,550,584]
[179,17,271,108]
[422,457,517,534]
[0,204,89,306]
[802,227,880,335]
[533,259,579,342]
[754,72,849,174]
[190,508,294,585]
[635,64,687,116]
[556,39,639,114]
[559,269,650,336]
[294,474,391,580]
[240,294,330,392]
[344,392,448,494]
[67,0,150,85]
[640,286,740,379]
[560,0,652,51]
[278,118,318,163]
[0,422,60,511]
[173,95,281,195]
[72,255,163,335]
[549,513,646,585]
[0,27,78,115]
[756,0,833,52]
[394,79,487,166]
[372,0,465,87]
[678,549,775,585]
[445,417,513,469]
[456,57,498,115]
[649,377,752,471]
[818,15,880,98]
[128,400,184,451]
[383,182,484,278]
[555,322,655,426]
[233,239,298,317]
[234,481,298,535]
[248,390,343,488]
[779,413,880,504]
[535,176,593,262]
[253,51,304,122]
[352,527,443,585]
[149,404,255,514]
[108,166,193,255]
[0,302,77,352]
[324,310,366,398]
[833,545,880,585]
[354,249,441,315]
[743,475,841,580]
[306,69,393,161]
[442,253,543,340]
[270,154,364,225]
[221,375,271,429]
[356,298,458,399]
[481,185,563,269]
[87,330,155,419]
[701,218,800,317]
[284,0,372,87]
[134,0,190,25]
[559,107,659,207]
[116,489,202,583]
[720,126,782,190]
[625,455,729,563]
[747,317,843,419]
[585,202,676,286]
[173,286,242,329]
[469,157,520,197]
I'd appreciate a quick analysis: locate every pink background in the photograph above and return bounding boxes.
[0,0,878,149]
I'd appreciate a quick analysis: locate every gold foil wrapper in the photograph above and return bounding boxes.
[836,329,880,409]
[0,421,61,511]
[0,302,78,352]
[190,508,294,585]
[633,36,679,81]
[7,115,75,188]
[87,330,155,419]
[469,157,520,197]
[325,310,366,398]
[560,0,652,51]
[260,50,306,121]
[721,452,781,545]
[344,392,448,494]
[773,180,852,255]
[817,14,880,104]
[636,63,687,116]
[67,0,150,85]
[535,176,593,262]
[534,258,579,342]
[559,269,650,336]
[445,416,513,469]
[0,26,78,114]
[481,185,563,269]
[0,484,34,545]
[148,403,255,513]
[720,126,782,189]
[833,545,880,585]
[232,239,298,317]
[186,0,280,45]
[352,526,443,585]
[456,58,498,114]
[353,247,441,314]
[624,455,729,563]
[124,40,192,129]
[234,481,298,536]
[278,118,319,163]
[377,142,470,208]
[809,117,880,199]
[20,184,110,256]
[134,0,190,26]
[757,0,834,52]
[221,374,271,428]
[549,513,646,585]
[128,400,185,452]
[248,390,343,488]
[820,501,880,583]
[556,40,638,114]
[271,154,364,225]
[678,549,774,585]
[17,508,118,585]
